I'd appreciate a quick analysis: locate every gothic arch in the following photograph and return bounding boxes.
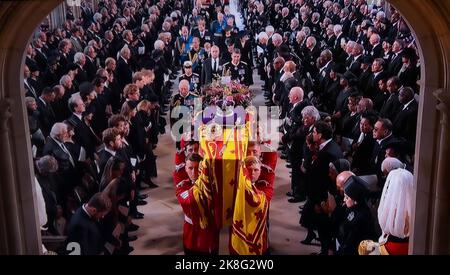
[0,0,449,254]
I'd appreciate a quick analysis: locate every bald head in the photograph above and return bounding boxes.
[284,61,296,73]
[336,171,355,193]
[288,87,304,104]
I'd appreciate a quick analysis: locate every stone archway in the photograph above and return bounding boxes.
[0,0,449,254]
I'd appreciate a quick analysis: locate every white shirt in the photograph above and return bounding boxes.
[377,133,392,145]
[211,58,219,71]
[319,139,332,151]
[104,147,116,157]
[402,99,415,110]
[73,112,83,121]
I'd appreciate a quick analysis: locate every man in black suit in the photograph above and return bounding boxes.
[73,52,88,84]
[348,43,364,77]
[364,58,387,100]
[37,87,56,137]
[352,113,378,175]
[371,118,399,181]
[84,46,98,82]
[66,193,111,255]
[387,39,405,77]
[191,18,213,47]
[201,45,223,85]
[116,47,133,94]
[98,127,123,177]
[67,94,97,159]
[43,123,79,213]
[379,76,402,121]
[308,121,343,255]
[282,87,311,203]
[368,33,383,59]
[392,87,418,147]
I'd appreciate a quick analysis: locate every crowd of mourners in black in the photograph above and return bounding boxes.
[26,0,419,255]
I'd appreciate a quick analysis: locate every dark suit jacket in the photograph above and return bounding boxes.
[97,149,114,178]
[307,140,343,204]
[84,57,97,82]
[364,70,388,100]
[379,91,402,121]
[66,207,104,255]
[116,57,133,92]
[37,98,56,137]
[352,133,377,175]
[388,52,404,76]
[393,100,418,145]
[67,114,97,158]
[201,57,224,85]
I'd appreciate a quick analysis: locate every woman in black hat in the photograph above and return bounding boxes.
[335,176,376,255]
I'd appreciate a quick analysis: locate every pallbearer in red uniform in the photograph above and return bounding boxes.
[173,153,219,255]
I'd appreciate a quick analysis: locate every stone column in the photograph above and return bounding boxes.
[431,89,450,254]
[0,98,24,254]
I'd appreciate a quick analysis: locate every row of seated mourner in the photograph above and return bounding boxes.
[26,0,417,255]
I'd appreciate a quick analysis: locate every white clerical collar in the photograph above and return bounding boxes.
[104,147,116,156]
[319,139,332,151]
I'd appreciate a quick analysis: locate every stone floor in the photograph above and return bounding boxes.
[129,70,320,255]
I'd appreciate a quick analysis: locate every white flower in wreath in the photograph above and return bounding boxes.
[205,122,223,141]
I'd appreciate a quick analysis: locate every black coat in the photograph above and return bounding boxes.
[37,98,56,137]
[66,207,105,255]
[379,91,402,121]
[393,100,418,145]
[352,133,377,175]
[67,114,98,159]
[307,140,343,204]
[337,203,375,255]
[201,57,224,85]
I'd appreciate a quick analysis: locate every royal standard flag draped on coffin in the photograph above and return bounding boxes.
[193,122,268,255]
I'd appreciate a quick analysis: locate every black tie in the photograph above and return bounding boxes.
[213,59,217,73]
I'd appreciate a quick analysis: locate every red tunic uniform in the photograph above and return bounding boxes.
[174,177,219,254]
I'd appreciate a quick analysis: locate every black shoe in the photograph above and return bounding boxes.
[127,235,138,242]
[144,180,159,189]
[286,191,294,197]
[136,199,147,206]
[138,194,148,200]
[128,223,140,232]
[280,154,288,160]
[133,212,144,219]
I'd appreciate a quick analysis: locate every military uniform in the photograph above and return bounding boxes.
[188,48,206,75]
[170,92,198,149]
[179,73,201,94]
[222,61,251,85]
[174,177,219,255]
